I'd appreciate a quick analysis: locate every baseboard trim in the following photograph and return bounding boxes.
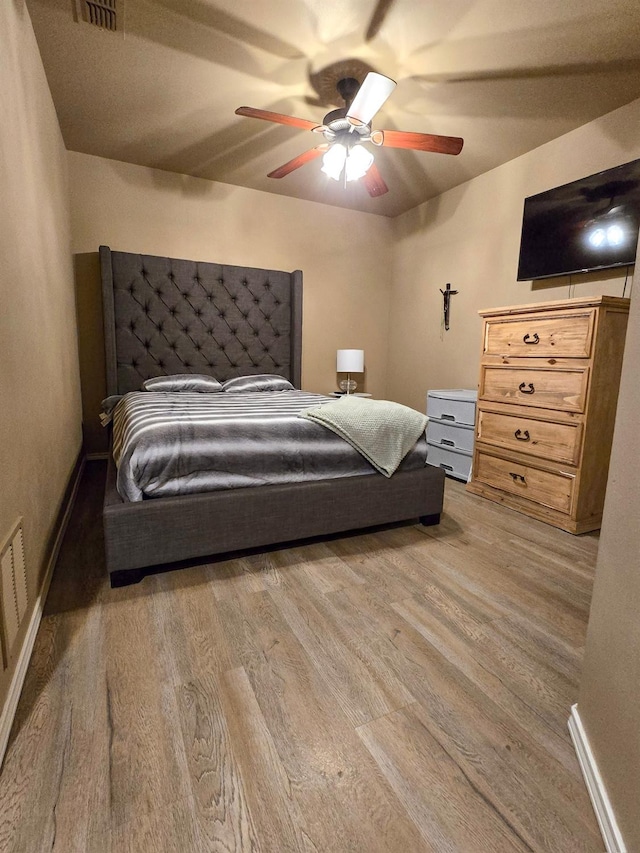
[568,703,626,853]
[86,452,108,461]
[0,452,85,767]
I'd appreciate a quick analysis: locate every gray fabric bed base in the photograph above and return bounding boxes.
[99,245,445,586]
[104,454,445,586]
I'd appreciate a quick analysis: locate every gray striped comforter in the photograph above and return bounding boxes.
[111,390,427,501]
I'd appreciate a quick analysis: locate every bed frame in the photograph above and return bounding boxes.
[100,246,445,585]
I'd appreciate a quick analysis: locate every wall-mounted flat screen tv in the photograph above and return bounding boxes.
[517,158,640,281]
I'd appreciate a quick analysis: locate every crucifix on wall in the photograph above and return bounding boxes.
[439,282,458,331]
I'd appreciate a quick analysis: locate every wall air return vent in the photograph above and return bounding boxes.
[75,0,123,33]
[0,518,28,668]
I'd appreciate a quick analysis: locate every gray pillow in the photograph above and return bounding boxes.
[222,374,295,392]
[143,373,223,392]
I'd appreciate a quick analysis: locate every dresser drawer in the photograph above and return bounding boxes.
[476,409,582,465]
[474,450,575,514]
[483,311,594,358]
[480,366,588,413]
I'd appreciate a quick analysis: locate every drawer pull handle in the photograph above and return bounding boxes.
[441,439,455,446]
[514,429,530,441]
[523,333,540,345]
[509,472,526,484]
[519,382,535,395]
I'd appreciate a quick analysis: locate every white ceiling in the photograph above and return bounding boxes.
[26,0,640,217]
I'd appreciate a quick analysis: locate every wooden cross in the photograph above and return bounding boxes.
[439,282,458,331]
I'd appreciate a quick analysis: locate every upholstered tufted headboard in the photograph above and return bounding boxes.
[100,246,303,396]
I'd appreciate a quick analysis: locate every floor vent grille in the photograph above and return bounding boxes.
[0,519,28,669]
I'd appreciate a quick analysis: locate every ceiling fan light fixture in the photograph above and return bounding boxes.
[321,143,347,181]
[321,143,374,182]
[345,145,374,181]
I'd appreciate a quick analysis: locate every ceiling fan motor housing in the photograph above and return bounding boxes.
[336,77,360,106]
[321,118,371,149]
[322,107,349,125]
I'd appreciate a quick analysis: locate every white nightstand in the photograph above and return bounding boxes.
[426,389,477,481]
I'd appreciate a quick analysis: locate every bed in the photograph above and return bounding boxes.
[100,246,445,586]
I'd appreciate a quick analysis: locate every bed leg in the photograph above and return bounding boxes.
[419,513,441,527]
[110,568,145,588]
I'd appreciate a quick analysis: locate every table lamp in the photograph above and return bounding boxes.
[337,349,364,394]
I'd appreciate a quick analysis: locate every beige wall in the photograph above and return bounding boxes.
[577,244,640,850]
[388,98,640,413]
[68,152,394,452]
[0,2,82,709]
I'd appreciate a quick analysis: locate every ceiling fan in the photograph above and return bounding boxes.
[235,72,464,197]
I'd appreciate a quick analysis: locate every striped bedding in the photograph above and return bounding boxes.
[111,390,427,501]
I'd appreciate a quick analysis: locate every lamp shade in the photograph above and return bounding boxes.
[337,349,364,372]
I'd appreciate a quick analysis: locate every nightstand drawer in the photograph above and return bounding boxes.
[427,418,475,453]
[426,389,477,425]
[480,366,588,413]
[477,409,582,465]
[483,311,594,358]
[474,450,575,514]
[427,442,472,482]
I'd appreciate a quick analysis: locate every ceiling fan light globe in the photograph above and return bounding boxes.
[345,145,374,181]
[321,143,347,181]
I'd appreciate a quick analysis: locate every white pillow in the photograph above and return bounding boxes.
[143,373,223,392]
[221,374,295,392]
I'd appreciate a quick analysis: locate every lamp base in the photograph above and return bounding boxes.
[339,377,357,394]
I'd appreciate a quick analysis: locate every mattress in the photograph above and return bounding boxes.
[111,390,427,501]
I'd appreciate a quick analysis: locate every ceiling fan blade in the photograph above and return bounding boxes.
[346,72,396,126]
[365,0,396,42]
[379,130,464,155]
[235,107,319,132]
[363,163,388,197]
[267,146,328,179]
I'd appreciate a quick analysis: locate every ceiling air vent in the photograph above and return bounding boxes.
[75,0,122,32]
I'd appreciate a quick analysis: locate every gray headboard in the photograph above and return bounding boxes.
[100,246,303,395]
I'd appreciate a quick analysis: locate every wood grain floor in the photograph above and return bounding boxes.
[0,462,603,852]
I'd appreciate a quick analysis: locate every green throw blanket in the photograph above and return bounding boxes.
[299,396,428,477]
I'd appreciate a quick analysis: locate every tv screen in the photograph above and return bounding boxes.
[517,159,640,281]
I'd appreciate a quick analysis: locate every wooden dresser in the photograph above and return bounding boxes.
[466,296,630,533]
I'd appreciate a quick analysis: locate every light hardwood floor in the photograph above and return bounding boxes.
[0,462,603,852]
